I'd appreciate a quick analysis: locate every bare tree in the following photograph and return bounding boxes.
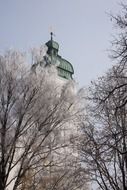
[0,50,88,190]
[80,4,127,189]
[81,61,127,190]
[110,3,127,65]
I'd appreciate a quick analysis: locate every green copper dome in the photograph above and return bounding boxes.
[46,40,59,50]
[45,33,74,80]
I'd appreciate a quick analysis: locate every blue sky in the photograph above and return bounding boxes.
[0,0,123,86]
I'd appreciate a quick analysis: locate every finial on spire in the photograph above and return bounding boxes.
[49,26,55,41]
[50,32,53,41]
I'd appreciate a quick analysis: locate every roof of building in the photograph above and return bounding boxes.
[45,33,74,80]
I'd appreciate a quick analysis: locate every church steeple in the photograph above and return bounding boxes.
[45,35,74,80]
[46,33,59,56]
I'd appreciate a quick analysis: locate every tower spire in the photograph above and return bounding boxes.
[45,34,74,79]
